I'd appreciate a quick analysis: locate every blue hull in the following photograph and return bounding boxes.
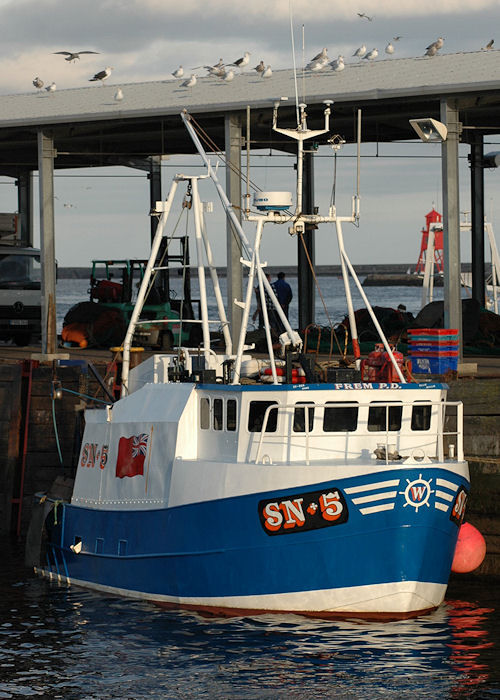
[42,466,469,612]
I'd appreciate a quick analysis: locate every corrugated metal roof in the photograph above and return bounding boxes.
[2,51,500,129]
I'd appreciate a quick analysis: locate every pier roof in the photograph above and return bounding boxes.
[1,50,500,172]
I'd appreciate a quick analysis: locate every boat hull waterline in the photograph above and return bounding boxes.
[39,465,468,619]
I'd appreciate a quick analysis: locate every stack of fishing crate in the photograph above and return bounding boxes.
[408,328,459,375]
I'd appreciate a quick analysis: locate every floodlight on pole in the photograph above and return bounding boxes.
[409,118,448,143]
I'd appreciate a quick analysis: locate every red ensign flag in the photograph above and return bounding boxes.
[115,433,149,478]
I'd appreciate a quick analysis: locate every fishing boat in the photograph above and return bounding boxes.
[31,104,471,619]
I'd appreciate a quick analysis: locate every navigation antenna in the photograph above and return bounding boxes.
[289,0,300,126]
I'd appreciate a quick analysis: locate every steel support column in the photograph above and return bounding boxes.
[470,133,485,307]
[37,130,57,355]
[224,113,243,347]
[440,99,462,356]
[148,155,162,244]
[298,150,315,329]
[16,171,33,247]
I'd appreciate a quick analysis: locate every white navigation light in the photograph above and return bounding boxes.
[253,191,293,211]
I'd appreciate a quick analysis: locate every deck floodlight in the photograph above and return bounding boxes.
[483,151,500,168]
[409,118,448,143]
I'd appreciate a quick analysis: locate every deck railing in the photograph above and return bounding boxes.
[254,400,464,466]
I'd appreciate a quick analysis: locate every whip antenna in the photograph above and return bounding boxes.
[289,0,300,126]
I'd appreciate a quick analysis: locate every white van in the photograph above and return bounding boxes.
[0,245,41,345]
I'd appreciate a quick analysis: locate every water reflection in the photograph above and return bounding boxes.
[0,548,498,699]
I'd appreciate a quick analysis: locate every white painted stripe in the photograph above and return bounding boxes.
[436,478,458,492]
[345,479,400,494]
[359,503,395,515]
[352,491,397,504]
[34,568,446,614]
[435,502,449,512]
[435,490,454,502]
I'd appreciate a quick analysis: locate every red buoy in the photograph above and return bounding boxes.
[451,522,486,574]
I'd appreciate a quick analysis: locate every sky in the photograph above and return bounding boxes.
[0,0,500,268]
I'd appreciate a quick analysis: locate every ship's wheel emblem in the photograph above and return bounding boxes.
[399,474,434,512]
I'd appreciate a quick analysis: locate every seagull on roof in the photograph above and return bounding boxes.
[482,39,494,50]
[363,48,378,61]
[54,50,99,62]
[261,65,272,78]
[353,44,366,59]
[425,37,444,56]
[306,58,328,71]
[220,68,234,82]
[230,51,250,69]
[172,65,183,79]
[254,60,265,74]
[33,77,44,91]
[204,62,225,77]
[89,66,113,84]
[330,55,345,72]
[310,48,328,63]
[181,74,197,88]
[114,88,123,101]
[385,42,395,55]
[357,12,373,20]
[45,82,56,94]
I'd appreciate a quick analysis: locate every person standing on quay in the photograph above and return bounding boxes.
[272,271,293,319]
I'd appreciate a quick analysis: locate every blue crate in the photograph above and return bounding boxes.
[411,355,458,374]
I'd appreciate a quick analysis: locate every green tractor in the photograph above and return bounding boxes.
[62,237,201,350]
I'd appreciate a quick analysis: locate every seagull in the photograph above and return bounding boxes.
[89,66,113,84]
[306,58,327,71]
[45,82,56,94]
[181,73,197,88]
[114,88,123,101]
[53,50,99,62]
[172,65,183,79]
[393,36,402,41]
[353,44,366,59]
[357,12,373,20]
[261,65,272,79]
[33,77,44,91]
[204,63,225,77]
[363,48,378,61]
[221,68,234,82]
[310,47,328,63]
[385,42,395,55]
[425,37,444,56]
[254,60,265,74]
[482,39,494,50]
[230,51,250,69]
[330,55,345,72]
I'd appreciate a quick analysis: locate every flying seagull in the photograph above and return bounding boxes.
[172,65,184,79]
[54,50,99,62]
[393,36,402,41]
[482,39,494,50]
[353,44,366,59]
[357,12,373,20]
[33,77,44,91]
[230,51,250,69]
[89,66,113,84]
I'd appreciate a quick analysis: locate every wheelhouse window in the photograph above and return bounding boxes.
[213,398,223,430]
[323,402,359,432]
[293,402,315,432]
[368,402,402,432]
[200,397,210,430]
[411,402,432,431]
[227,399,237,431]
[248,401,278,432]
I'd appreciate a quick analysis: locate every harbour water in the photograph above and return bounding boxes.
[1,276,490,698]
[1,541,499,699]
